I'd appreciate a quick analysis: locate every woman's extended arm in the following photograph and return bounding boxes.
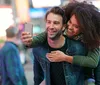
[72,48,100,68]
[31,32,47,47]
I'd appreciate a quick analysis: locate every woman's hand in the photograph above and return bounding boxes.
[46,50,67,62]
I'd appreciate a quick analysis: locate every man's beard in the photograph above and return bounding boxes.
[46,29,63,40]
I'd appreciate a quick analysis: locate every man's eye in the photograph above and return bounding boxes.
[54,22,59,24]
[46,21,51,24]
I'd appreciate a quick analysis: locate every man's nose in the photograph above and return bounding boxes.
[50,23,54,28]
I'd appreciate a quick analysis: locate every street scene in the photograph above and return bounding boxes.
[0,0,100,85]
[24,60,34,85]
[24,58,45,85]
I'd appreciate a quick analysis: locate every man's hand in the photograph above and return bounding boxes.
[46,50,67,62]
[21,32,33,46]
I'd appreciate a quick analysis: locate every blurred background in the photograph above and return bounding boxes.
[0,0,100,85]
[0,0,100,39]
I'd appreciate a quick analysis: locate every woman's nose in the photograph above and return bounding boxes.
[68,24,73,30]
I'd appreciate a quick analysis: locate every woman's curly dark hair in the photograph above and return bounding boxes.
[62,2,100,50]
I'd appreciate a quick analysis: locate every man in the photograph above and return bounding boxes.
[0,26,27,85]
[22,7,86,85]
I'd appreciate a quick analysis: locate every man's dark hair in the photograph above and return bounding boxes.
[45,6,67,24]
[6,26,18,38]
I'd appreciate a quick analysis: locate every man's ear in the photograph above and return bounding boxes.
[62,24,67,31]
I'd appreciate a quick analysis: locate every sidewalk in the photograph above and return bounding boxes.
[23,51,45,85]
[24,60,34,85]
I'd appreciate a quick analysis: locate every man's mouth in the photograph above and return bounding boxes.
[48,30,56,34]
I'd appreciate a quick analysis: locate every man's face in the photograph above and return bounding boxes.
[46,13,64,40]
[67,15,80,37]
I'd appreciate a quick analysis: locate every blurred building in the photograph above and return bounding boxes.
[0,0,100,37]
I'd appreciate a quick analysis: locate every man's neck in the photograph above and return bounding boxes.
[6,37,17,44]
[48,35,65,49]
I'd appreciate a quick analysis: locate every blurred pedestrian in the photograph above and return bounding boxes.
[0,26,27,85]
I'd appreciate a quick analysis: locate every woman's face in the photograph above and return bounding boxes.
[67,14,81,37]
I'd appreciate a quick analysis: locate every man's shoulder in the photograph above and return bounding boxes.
[33,41,48,50]
[32,45,49,57]
[32,46,41,51]
[32,45,48,51]
[67,38,85,49]
[65,37,87,55]
[65,37,83,46]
